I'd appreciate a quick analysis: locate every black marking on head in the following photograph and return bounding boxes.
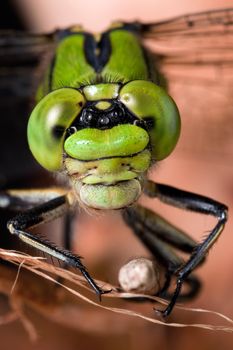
[143,117,155,130]
[66,100,150,132]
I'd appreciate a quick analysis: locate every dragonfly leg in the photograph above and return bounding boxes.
[6,195,109,297]
[0,187,67,211]
[123,205,201,302]
[142,180,228,317]
[63,211,76,251]
[0,187,75,256]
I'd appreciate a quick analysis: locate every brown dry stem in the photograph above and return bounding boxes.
[0,248,232,334]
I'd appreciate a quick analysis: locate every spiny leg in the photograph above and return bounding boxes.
[0,187,75,256]
[5,192,109,297]
[122,205,201,301]
[0,187,68,252]
[143,180,228,317]
[58,211,76,273]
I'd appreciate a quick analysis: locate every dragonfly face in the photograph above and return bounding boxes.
[27,25,180,209]
[1,9,232,318]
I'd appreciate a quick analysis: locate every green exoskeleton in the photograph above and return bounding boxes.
[1,10,231,317]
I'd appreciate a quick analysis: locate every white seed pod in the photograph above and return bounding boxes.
[118,258,161,295]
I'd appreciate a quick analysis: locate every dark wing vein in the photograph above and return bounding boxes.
[140,8,233,37]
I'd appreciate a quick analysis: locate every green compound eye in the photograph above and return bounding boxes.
[119,80,181,160]
[27,88,86,171]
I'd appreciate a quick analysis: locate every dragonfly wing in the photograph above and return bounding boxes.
[139,8,233,39]
[0,31,56,185]
[138,8,233,161]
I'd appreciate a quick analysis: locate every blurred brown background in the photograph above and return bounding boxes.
[0,0,233,349]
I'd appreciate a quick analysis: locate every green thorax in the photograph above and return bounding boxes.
[37,26,150,99]
[101,29,149,83]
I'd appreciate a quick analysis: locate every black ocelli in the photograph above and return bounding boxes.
[66,100,152,133]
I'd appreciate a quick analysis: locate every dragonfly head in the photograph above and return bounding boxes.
[62,96,151,209]
[27,81,180,209]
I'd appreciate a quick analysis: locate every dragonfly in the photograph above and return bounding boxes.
[0,8,232,318]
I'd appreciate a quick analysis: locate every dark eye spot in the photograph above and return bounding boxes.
[133,119,145,128]
[143,117,154,130]
[52,125,65,139]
